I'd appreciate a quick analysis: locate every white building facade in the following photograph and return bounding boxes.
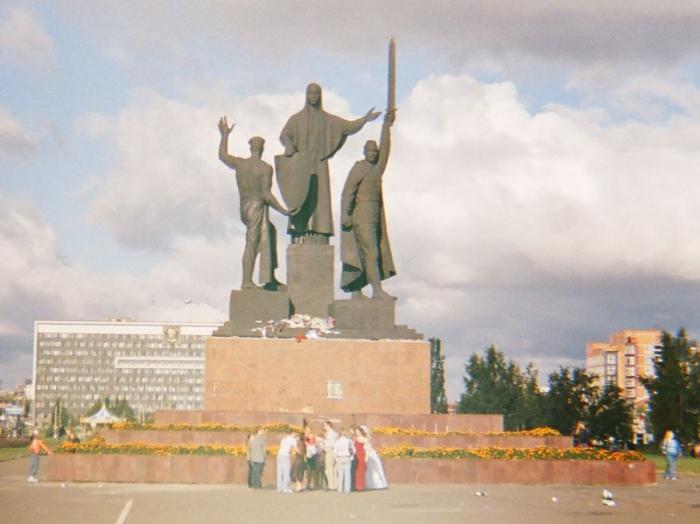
[33,320,219,425]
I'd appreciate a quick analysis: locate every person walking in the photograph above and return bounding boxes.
[661,430,681,480]
[27,430,52,482]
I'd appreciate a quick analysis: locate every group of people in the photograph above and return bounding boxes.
[249,420,387,494]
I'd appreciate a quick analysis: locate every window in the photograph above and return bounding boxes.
[606,354,617,364]
[326,380,343,399]
[626,356,635,366]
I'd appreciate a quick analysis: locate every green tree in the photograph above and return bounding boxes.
[641,329,695,442]
[430,337,448,414]
[521,364,547,429]
[458,346,531,430]
[545,367,598,435]
[588,385,634,444]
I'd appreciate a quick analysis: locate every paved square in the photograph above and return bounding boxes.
[1,457,698,523]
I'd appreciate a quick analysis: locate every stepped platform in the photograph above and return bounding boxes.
[47,454,654,486]
[154,410,504,434]
[100,429,572,449]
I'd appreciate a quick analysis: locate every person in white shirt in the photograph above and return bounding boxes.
[322,420,339,491]
[333,428,355,493]
[277,431,298,493]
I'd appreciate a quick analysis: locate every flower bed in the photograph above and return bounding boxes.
[372,426,561,437]
[0,437,30,448]
[111,422,301,433]
[60,438,643,462]
[378,445,645,462]
[111,422,559,438]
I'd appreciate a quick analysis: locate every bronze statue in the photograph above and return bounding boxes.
[339,109,397,299]
[218,116,288,290]
[276,83,380,244]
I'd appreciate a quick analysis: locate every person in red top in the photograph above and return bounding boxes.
[353,427,367,491]
[27,430,52,482]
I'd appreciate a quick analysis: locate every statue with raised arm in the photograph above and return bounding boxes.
[276,83,381,244]
[339,109,397,299]
[218,116,289,290]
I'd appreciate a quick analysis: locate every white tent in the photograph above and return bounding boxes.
[79,405,124,429]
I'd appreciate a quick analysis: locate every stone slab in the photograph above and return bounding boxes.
[286,244,334,317]
[204,336,431,414]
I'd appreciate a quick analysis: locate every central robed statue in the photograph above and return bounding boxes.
[276,83,380,244]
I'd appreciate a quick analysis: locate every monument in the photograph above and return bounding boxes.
[209,39,427,415]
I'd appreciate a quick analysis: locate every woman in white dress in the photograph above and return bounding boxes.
[361,425,388,490]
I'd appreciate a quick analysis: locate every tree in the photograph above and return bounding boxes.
[458,346,531,430]
[429,338,448,414]
[521,364,547,429]
[588,385,634,445]
[545,367,598,435]
[641,329,695,442]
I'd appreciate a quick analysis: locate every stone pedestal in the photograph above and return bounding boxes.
[205,336,431,414]
[330,298,421,339]
[213,289,290,336]
[286,244,334,317]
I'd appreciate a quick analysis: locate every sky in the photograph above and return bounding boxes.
[2,1,700,401]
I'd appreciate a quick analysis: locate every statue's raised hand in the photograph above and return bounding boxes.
[218,116,234,137]
[364,107,381,123]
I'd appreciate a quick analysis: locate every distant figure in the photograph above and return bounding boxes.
[340,110,397,299]
[361,425,388,490]
[276,431,297,493]
[27,430,52,482]
[573,421,591,447]
[322,420,339,491]
[333,428,355,494]
[661,430,681,480]
[249,427,267,489]
[353,427,367,491]
[277,83,380,244]
[218,116,289,290]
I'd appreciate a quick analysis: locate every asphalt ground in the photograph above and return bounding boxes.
[1,457,699,524]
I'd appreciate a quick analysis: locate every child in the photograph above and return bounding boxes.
[28,430,52,482]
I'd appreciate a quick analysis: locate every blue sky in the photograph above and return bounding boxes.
[2,1,700,400]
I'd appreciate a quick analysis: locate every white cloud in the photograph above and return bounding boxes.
[0,106,35,158]
[0,5,54,71]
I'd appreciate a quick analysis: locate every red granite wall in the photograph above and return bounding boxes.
[154,411,504,433]
[100,430,572,449]
[47,454,655,486]
[204,337,430,414]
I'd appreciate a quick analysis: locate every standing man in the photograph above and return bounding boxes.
[218,116,289,290]
[333,428,355,494]
[276,430,297,493]
[277,83,380,244]
[339,109,397,299]
[322,420,339,491]
[249,427,267,489]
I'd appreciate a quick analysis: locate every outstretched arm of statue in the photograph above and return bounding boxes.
[377,109,395,174]
[262,166,289,215]
[344,107,382,137]
[218,116,240,169]
[340,171,362,230]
